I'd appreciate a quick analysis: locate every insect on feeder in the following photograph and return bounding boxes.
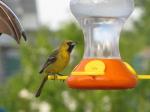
[66,0,149,89]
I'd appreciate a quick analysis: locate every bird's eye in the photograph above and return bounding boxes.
[67,42,72,46]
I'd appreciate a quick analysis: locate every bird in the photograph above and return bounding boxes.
[35,40,76,97]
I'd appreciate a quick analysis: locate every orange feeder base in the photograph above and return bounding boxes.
[67,59,138,89]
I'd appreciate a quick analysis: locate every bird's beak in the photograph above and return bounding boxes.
[71,42,77,47]
[0,1,27,44]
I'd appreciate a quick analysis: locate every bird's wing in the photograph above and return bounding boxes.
[39,49,58,74]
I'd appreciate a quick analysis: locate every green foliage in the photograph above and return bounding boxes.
[1,0,150,111]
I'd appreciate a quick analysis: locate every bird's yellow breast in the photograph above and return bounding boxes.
[45,50,70,73]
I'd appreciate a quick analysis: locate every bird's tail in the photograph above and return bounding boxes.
[35,76,48,97]
[39,69,44,74]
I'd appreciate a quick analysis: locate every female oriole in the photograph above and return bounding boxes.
[35,40,76,97]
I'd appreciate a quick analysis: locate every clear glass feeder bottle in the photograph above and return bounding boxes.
[67,0,137,89]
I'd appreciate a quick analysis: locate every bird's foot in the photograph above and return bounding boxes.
[54,75,58,80]
[57,73,66,82]
[47,73,58,80]
[57,73,64,76]
[47,73,68,81]
[62,80,65,82]
[57,73,65,82]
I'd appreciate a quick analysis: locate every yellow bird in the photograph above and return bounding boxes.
[35,40,76,97]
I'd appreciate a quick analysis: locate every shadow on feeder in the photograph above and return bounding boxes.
[0,1,27,44]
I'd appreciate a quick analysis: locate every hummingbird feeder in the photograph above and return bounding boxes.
[65,0,150,89]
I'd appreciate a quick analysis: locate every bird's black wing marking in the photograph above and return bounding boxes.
[39,49,58,74]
